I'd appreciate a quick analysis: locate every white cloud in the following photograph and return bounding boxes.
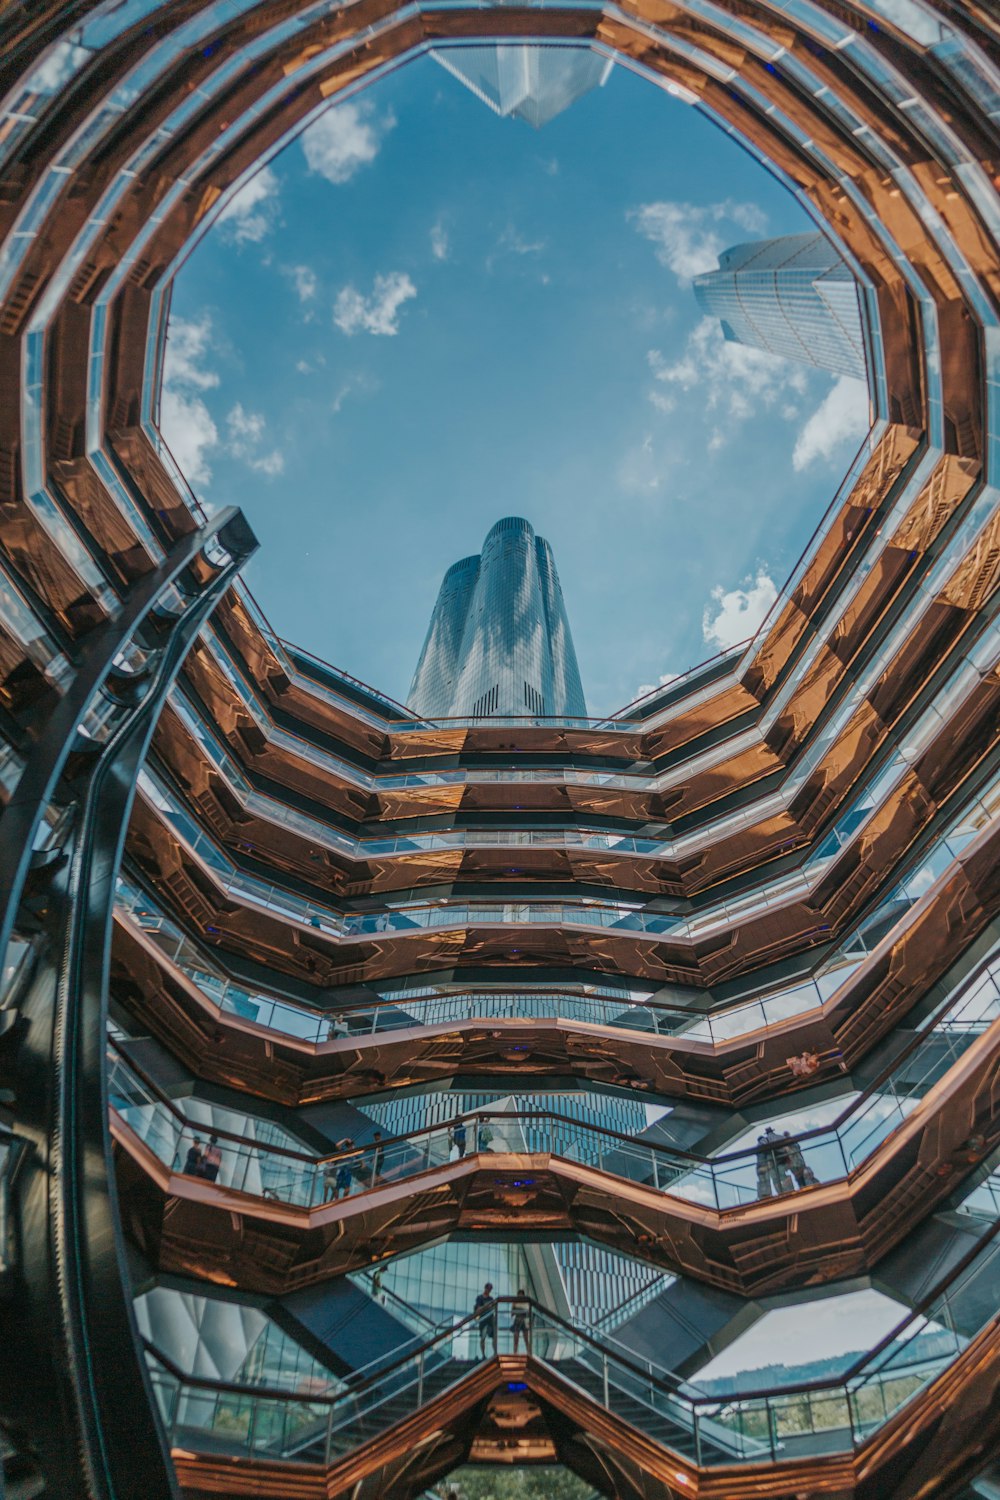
[26,40,90,94]
[617,433,663,496]
[793,376,870,471]
[703,569,778,651]
[430,222,450,262]
[226,403,265,445]
[289,264,318,302]
[634,671,678,699]
[331,372,379,414]
[295,354,327,376]
[160,388,218,488]
[333,272,417,337]
[488,225,547,270]
[226,402,284,477]
[504,228,546,256]
[647,318,807,448]
[160,315,222,487]
[301,101,395,184]
[248,449,284,477]
[648,390,675,415]
[217,166,280,244]
[163,314,219,392]
[629,199,767,282]
[160,314,283,485]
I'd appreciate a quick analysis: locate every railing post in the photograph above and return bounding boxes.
[167,1379,181,1441]
[417,1351,424,1406]
[602,1353,609,1410]
[245,1392,258,1457]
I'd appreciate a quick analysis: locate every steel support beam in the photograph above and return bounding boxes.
[0,509,257,1500]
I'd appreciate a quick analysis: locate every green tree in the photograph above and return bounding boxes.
[440,1465,598,1499]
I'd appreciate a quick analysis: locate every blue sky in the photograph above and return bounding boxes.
[163,49,870,714]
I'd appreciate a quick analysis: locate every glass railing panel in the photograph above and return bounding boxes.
[709,1132,836,1207]
[791,1387,853,1450]
[692,1396,770,1462]
[108,1052,182,1165]
[115,756,1000,1053]
[143,1210,1000,1467]
[1,935,33,1008]
[958,1171,1000,1222]
[768,1386,850,1452]
[838,1093,916,1171]
[130,717,1000,969]
[162,1370,333,1460]
[109,942,1000,1217]
[846,1321,962,1440]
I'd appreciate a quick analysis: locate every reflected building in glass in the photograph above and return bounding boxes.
[365,1088,662,1329]
[408,516,588,721]
[692,232,867,380]
[432,43,613,128]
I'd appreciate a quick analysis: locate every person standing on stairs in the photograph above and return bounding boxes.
[474,1282,496,1357]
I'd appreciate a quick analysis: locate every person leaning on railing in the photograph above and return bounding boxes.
[322,1139,356,1200]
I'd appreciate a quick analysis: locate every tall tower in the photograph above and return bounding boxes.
[409,516,588,720]
[432,43,613,128]
[692,232,868,380]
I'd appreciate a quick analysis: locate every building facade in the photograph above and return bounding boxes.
[432,42,613,128]
[692,232,868,380]
[408,516,588,720]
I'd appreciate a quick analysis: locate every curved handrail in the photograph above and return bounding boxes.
[109,948,1000,1206]
[107,942,1000,1185]
[128,746,1000,960]
[109,866,943,1052]
[142,1211,1000,1416]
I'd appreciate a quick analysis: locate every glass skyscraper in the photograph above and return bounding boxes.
[432,43,613,127]
[692,232,867,379]
[365,1086,662,1331]
[408,515,588,720]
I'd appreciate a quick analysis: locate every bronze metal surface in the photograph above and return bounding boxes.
[111,1004,1000,1296]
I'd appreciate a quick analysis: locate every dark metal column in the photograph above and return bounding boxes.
[0,508,257,1500]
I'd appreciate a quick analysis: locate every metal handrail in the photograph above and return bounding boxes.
[107,948,1000,1177]
[142,1215,1000,1414]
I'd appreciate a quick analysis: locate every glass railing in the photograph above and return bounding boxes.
[167,685,933,889]
[170,566,1000,883]
[186,509,1000,804]
[108,958,1000,1213]
[0,0,179,174]
[176,510,1000,811]
[142,1297,761,1467]
[958,1168,1000,1223]
[0,1124,28,1279]
[144,1227,1000,1468]
[132,747,1000,951]
[114,739,1000,1050]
